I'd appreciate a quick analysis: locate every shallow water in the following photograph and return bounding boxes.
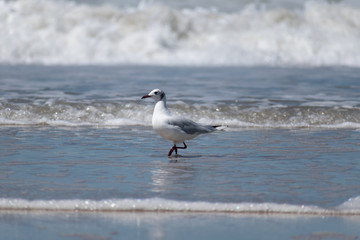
[1,64,360,210]
[1,64,360,239]
[1,212,360,240]
[1,126,359,209]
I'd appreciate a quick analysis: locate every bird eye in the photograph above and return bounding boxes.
[154,91,159,95]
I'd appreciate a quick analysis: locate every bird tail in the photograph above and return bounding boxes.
[211,125,226,131]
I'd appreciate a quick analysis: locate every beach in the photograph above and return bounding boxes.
[1,0,360,239]
[1,212,360,240]
[1,64,360,239]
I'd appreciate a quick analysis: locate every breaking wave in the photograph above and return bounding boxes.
[1,0,360,66]
[1,100,360,129]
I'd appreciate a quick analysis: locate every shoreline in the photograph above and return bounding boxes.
[1,211,360,240]
[0,197,359,216]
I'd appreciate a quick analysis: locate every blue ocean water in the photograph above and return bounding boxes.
[1,126,360,209]
[0,65,359,214]
[1,0,360,238]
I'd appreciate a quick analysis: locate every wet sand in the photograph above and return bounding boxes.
[1,211,359,240]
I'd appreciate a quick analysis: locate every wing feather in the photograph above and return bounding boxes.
[167,118,216,135]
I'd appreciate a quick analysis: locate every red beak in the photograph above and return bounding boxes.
[141,94,151,99]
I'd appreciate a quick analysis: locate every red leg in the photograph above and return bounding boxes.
[168,142,187,157]
[168,145,176,156]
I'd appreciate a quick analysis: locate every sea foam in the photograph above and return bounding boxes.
[1,0,360,66]
[0,197,359,215]
[1,99,360,129]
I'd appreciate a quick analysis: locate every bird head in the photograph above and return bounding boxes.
[141,89,166,102]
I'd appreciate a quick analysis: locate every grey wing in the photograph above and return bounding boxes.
[167,118,216,135]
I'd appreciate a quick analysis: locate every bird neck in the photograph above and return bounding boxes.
[154,98,170,116]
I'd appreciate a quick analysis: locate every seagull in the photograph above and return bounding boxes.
[141,89,220,156]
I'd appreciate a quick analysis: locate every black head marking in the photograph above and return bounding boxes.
[160,92,165,100]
